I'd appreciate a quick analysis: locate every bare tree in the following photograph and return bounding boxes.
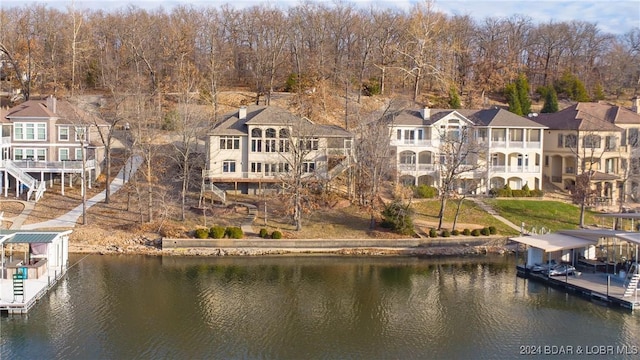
[435,121,488,230]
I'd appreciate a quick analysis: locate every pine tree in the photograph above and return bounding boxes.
[505,83,523,115]
[516,74,531,115]
[593,83,605,101]
[572,78,590,102]
[541,86,559,113]
[448,87,461,109]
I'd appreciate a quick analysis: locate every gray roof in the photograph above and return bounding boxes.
[211,106,352,138]
[0,230,72,244]
[387,107,547,128]
[533,103,629,132]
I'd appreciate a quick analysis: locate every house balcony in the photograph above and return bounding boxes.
[202,169,317,183]
[490,165,541,173]
[6,159,97,172]
[398,163,438,173]
[391,139,434,147]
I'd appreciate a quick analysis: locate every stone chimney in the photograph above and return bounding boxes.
[46,95,57,114]
[633,97,640,114]
[420,106,430,120]
[238,106,247,120]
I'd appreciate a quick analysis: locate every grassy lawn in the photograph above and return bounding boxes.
[411,199,519,236]
[486,199,601,232]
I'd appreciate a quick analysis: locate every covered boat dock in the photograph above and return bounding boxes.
[511,229,640,310]
[0,230,70,315]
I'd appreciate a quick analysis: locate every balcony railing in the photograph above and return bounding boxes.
[9,159,97,171]
[391,139,433,147]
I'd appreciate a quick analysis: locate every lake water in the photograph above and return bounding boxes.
[1,254,640,359]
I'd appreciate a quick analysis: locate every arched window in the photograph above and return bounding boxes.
[251,128,262,137]
[266,128,276,138]
[279,129,289,138]
[265,128,277,152]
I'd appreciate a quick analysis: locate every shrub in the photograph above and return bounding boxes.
[471,229,481,236]
[225,226,243,239]
[259,228,269,238]
[512,189,526,197]
[451,229,460,236]
[488,226,497,235]
[429,228,438,238]
[441,229,451,237]
[209,226,225,239]
[381,200,415,236]
[195,228,209,239]
[414,185,438,199]
[480,227,490,236]
[531,189,544,197]
[521,183,531,196]
[463,228,471,236]
[271,230,283,239]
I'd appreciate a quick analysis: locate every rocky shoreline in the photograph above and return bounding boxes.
[69,240,516,258]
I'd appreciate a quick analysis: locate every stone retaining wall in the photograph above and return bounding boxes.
[161,237,507,249]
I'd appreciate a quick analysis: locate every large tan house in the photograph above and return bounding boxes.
[203,105,353,199]
[1,95,110,200]
[533,100,640,208]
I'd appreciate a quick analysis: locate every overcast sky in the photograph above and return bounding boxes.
[2,0,639,35]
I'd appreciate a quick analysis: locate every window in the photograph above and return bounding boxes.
[477,128,488,142]
[251,128,262,137]
[404,130,415,142]
[75,148,83,160]
[557,134,564,147]
[528,129,541,142]
[400,151,416,164]
[492,128,506,141]
[59,148,70,160]
[222,160,236,173]
[265,139,277,152]
[303,162,316,173]
[277,163,289,172]
[629,128,639,148]
[583,134,601,149]
[220,136,240,150]
[14,148,45,161]
[565,134,577,148]
[251,138,262,152]
[250,162,262,173]
[605,136,617,150]
[545,155,549,167]
[59,126,70,141]
[300,138,319,150]
[279,139,290,152]
[396,129,401,140]
[14,123,46,141]
[75,127,88,142]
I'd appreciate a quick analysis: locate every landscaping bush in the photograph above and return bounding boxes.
[259,228,269,238]
[271,230,283,239]
[530,189,544,197]
[480,227,490,236]
[512,189,526,197]
[429,228,438,238]
[381,200,415,236]
[471,229,481,236]
[451,229,460,236]
[463,228,471,236]
[414,185,438,199]
[225,226,244,239]
[209,225,225,239]
[488,226,497,235]
[441,229,451,237]
[195,228,209,239]
[521,183,531,197]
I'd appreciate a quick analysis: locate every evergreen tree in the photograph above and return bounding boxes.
[572,78,590,102]
[448,87,461,109]
[593,83,606,101]
[516,74,531,115]
[505,83,523,115]
[541,86,559,113]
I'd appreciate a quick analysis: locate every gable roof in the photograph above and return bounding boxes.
[4,96,110,127]
[387,107,546,128]
[533,102,634,132]
[211,106,352,138]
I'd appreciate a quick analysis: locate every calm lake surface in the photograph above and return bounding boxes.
[1,254,640,359]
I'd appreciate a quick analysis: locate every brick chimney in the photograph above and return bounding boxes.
[420,106,430,120]
[46,95,57,114]
[633,97,640,114]
[238,106,247,120]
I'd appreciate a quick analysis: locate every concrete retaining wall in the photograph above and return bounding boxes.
[162,237,505,249]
